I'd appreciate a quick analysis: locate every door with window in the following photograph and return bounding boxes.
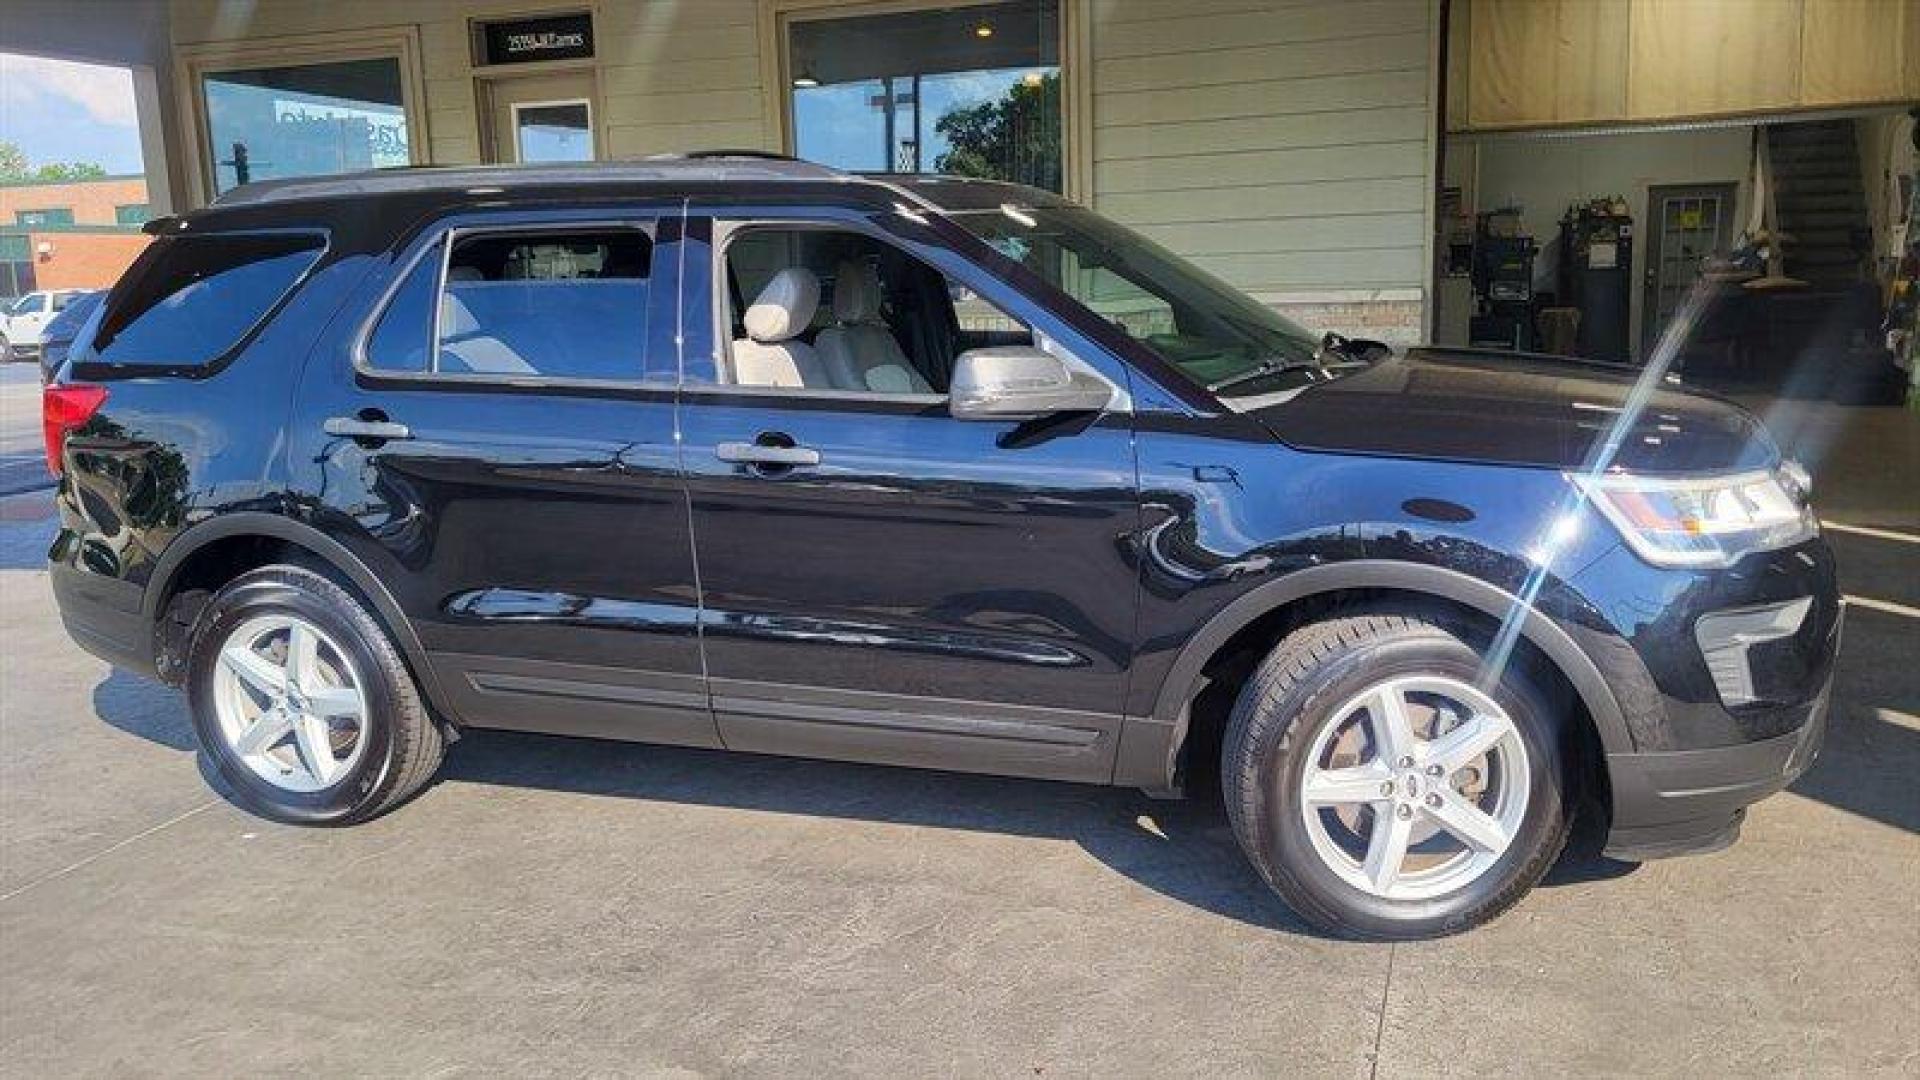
[1643,183,1736,355]
[291,209,712,747]
[674,208,1139,782]
[484,73,596,163]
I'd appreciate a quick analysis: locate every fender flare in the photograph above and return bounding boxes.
[144,512,450,714]
[1147,559,1632,788]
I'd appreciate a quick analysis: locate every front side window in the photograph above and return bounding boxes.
[367,226,653,381]
[788,0,1062,192]
[201,58,410,195]
[946,204,1326,396]
[720,224,1026,395]
[90,233,323,366]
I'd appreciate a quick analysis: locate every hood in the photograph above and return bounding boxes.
[1243,347,1777,475]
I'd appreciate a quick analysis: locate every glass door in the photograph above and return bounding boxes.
[485,72,597,164]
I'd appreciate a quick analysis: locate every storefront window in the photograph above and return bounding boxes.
[788,0,1062,192]
[201,58,409,194]
[0,234,34,298]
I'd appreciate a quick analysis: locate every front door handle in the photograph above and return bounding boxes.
[715,441,821,467]
[324,416,413,441]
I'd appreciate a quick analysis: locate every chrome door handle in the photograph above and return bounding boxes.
[715,441,821,467]
[324,416,413,441]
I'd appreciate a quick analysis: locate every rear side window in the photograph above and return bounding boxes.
[365,239,440,373]
[92,232,323,366]
[364,224,654,382]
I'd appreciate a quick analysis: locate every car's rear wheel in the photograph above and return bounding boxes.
[1222,611,1571,939]
[186,565,444,824]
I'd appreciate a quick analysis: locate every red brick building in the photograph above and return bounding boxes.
[0,175,153,297]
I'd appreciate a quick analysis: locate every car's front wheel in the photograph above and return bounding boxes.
[1222,611,1572,939]
[186,565,444,824]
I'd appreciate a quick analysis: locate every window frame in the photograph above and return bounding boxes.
[75,227,329,378]
[175,27,429,206]
[760,0,1092,203]
[353,216,664,391]
[508,98,596,163]
[706,215,1034,404]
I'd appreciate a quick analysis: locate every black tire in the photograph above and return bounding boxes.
[186,565,444,825]
[1222,611,1572,940]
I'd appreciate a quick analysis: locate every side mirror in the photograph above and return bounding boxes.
[949,345,1116,421]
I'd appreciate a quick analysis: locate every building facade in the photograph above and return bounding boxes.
[156,0,1440,341]
[0,176,153,296]
[6,0,1916,343]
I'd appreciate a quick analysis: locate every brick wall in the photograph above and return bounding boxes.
[0,177,150,226]
[25,232,150,291]
[1260,289,1428,348]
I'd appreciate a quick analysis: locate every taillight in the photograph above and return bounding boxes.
[42,384,108,476]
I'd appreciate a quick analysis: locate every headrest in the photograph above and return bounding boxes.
[831,260,883,323]
[447,265,485,282]
[744,268,819,343]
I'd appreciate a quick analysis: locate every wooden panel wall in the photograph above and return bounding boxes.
[1457,0,1920,132]
[1090,0,1435,293]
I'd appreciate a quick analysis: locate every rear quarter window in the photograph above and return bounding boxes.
[90,232,324,367]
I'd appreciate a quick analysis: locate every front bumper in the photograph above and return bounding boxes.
[1601,627,1836,861]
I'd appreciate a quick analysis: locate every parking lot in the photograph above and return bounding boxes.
[0,392,1915,1077]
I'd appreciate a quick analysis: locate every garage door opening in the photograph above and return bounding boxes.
[1434,107,1915,405]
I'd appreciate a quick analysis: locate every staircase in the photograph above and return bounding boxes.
[1765,119,1870,287]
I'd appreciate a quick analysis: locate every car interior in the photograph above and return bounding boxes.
[721,227,1031,394]
[434,228,651,380]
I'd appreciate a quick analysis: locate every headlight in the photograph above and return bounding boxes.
[1573,463,1817,568]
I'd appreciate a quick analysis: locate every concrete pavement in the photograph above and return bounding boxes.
[0,364,49,498]
[1,402,1915,1077]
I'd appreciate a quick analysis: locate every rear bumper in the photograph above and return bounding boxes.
[50,559,159,678]
[1601,660,1833,861]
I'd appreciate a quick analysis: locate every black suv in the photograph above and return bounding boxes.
[45,158,1839,939]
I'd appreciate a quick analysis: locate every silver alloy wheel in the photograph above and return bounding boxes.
[211,613,369,793]
[1297,674,1530,901]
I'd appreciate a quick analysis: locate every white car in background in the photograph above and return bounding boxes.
[2,289,86,361]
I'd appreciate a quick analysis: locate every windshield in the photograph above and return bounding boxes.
[944,204,1326,394]
[7,294,43,316]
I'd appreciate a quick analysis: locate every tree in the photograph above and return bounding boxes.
[30,162,108,182]
[933,73,1062,192]
[0,142,27,181]
[0,142,110,183]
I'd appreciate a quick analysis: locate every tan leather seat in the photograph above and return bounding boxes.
[731,268,828,388]
[816,260,931,394]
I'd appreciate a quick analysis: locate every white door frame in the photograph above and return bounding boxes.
[507,97,596,163]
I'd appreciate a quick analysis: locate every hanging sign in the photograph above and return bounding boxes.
[481,13,594,66]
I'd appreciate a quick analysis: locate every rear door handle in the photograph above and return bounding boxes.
[324,416,413,441]
[715,441,821,467]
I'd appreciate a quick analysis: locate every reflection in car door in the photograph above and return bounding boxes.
[675,209,1142,783]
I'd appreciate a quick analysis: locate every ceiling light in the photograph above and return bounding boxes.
[792,75,820,88]
[974,21,994,38]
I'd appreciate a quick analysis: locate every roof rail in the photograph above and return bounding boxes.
[678,149,804,163]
